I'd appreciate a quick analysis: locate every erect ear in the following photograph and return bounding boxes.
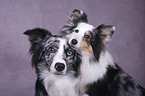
[69,9,88,25]
[24,28,52,45]
[97,24,115,44]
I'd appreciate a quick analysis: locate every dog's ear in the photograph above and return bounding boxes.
[97,24,115,44]
[61,9,88,35]
[91,25,114,61]
[24,28,52,45]
[69,9,88,25]
[24,28,52,66]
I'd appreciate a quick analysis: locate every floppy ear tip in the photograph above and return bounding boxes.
[23,29,35,36]
[111,26,115,35]
[23,30,29,35]
[112,26,115,31]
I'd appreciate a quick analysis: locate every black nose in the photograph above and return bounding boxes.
[55,63,65,72]
[71,39,78,45]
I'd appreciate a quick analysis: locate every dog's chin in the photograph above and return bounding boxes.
[52,71,66,76]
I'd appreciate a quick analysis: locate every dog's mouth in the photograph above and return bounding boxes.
[54,71,65,75]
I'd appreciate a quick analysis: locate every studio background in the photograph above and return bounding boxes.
[0,0,145,96]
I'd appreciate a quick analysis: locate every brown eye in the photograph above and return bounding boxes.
[75,29,79,33]
[49,47,55,53]
[84,35,91,39]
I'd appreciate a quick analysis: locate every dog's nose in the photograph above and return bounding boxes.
[55,63,65,72]
[71,39,78,45]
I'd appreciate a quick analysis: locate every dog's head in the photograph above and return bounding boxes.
[24,28,81,77]
[61,9,115,61]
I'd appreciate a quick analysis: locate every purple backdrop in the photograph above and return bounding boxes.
[0,0,145,96]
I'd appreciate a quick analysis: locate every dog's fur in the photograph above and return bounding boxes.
[24,28,82,96]
[61,9,145,96]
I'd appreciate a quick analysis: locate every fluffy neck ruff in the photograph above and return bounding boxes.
[39,65,80,96]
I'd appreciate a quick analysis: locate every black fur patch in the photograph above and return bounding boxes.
[86,64,145,96]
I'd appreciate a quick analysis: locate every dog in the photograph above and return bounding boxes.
[24,28,82,96]
[61,9,145,96]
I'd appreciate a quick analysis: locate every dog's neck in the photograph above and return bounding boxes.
[40,69,80,96]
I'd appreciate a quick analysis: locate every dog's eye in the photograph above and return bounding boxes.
[67,49,74,56]
[84,35,91,39]
[48,47,55,53]
[75,29,79,33]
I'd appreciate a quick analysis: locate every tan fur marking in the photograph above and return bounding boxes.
[83,86,88,93]
[80,40,93,56]
[85,31,91,40]
[85,31,91,35]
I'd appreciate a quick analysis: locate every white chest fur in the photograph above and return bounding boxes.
[79,51,114,87]
[40,70,80,96]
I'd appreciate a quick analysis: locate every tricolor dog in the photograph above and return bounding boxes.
[61,9,145,96]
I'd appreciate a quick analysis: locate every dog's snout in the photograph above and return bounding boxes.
[71,39,78,45]
[55,63,65,72]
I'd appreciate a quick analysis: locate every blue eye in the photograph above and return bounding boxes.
[67,49,74,56]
